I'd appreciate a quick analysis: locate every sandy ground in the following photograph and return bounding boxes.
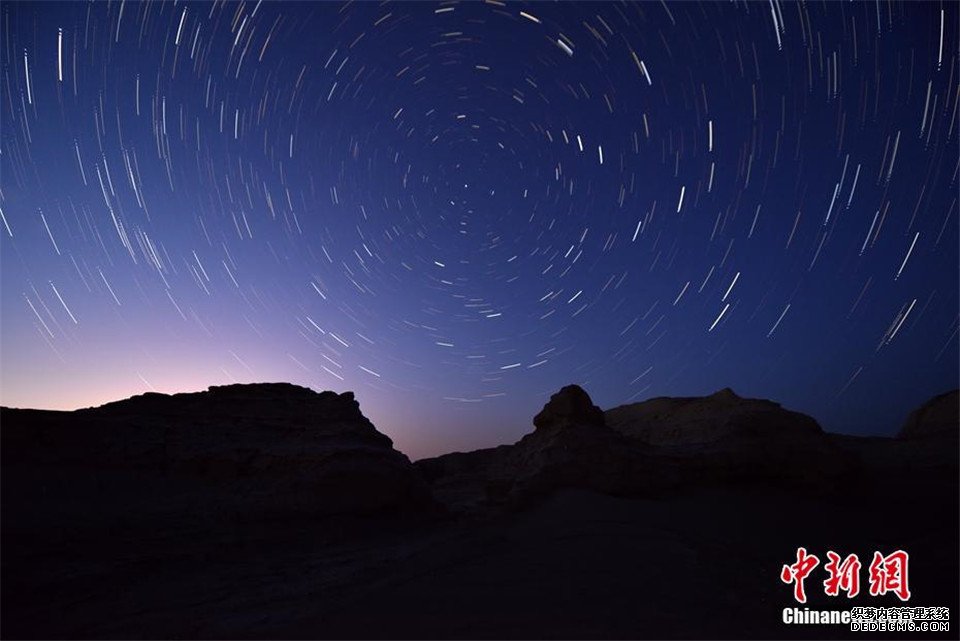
[4,474,956,639]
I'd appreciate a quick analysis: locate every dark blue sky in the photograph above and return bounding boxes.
[2,1,957,459]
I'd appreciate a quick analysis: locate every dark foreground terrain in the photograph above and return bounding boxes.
[2,383,957,639]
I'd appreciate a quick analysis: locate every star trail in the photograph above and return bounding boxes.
[1,1,957,458]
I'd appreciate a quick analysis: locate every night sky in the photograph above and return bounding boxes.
[1,1,957,459]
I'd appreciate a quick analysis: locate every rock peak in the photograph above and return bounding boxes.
[710,387,741,401]
[898,389,959,440]
[533,384,605,431]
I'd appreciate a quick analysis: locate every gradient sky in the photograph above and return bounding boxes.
[1,1,957,460]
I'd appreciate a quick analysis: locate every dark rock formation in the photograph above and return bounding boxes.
[603,387,849,487]
[897,389,959,440]
[1,383,435,527]
[604,387,822,445]
[532,384,605,431]
[420,386,856,511]
[418,385,674,510]
[2,384,434,641]
[826,390,960,479]
[486,399,663,506]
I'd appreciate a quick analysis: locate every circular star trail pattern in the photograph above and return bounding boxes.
[2,1,957,458]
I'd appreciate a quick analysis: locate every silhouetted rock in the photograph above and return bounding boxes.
[1,383,435,526]
[605,388,847,486]
[420,386,852,512]
[605,387,822,445]
[486,412,662,506]
[898,389,959,440]
[532,384,605,431]
[825,390,959,480]
[414,444,514,510]
[419,385,673,510]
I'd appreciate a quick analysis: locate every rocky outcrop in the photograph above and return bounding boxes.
[1,383,435,529]
[419,386,853,512]
[418,385,675,510]
[485,386,668,505]
[604,387,823,445]
[897,389,959,440]
[827,390,960,479]
[532,384,605,431]
[605,387,847,486]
